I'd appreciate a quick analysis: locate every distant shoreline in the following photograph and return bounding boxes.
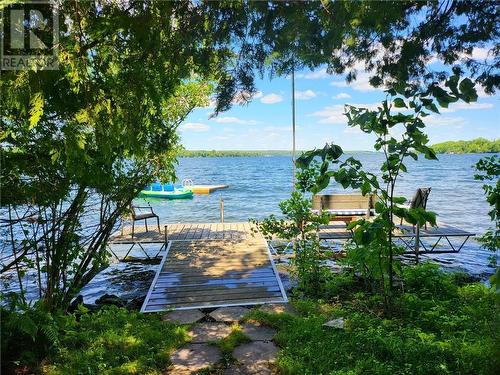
[178,150,375,157]
[178,147,499,157]
[431,138,499,154]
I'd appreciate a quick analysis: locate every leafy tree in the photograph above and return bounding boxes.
[206,0,500,112]
[296,75,478,309]
[1,1,231,310]
[474,155,500,288]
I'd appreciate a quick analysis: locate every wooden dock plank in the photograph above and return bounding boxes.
[200,224,210,239]
[146,292,283,305]
[154,279,279,289]
[152,282,279,293]
[141,236,287,312]
[155,276,279,285]
[143,296,283,312]
[151,291,280,301]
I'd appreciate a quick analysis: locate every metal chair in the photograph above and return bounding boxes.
[400,187,432,229]
[130,204,160,238]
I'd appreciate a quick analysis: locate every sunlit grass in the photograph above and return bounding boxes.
[217,323,250,355]
[44,306,189,375]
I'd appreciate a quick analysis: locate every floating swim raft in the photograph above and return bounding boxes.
[187,184,229,194]
[139,183,193,199]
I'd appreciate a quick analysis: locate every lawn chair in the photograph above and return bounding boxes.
[130,204,160,238]
[400,187,432,229]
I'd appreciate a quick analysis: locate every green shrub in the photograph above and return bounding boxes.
[1,304,188,375]
[251,265,499,375]
[45,306,188,375]
[1,300,62,371]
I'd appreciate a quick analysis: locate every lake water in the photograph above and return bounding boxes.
[126,153,498,276]
[2,153,498,305]
[141,153,494,234]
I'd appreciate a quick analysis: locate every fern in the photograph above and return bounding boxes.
[40,321,60,347]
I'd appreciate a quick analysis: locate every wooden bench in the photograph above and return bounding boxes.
[312,193,377,220]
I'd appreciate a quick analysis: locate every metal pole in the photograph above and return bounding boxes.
[292,64,296,190]
[415,224,420,264]
[220,195,224,223]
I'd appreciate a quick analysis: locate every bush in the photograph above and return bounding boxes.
[45,306,188,374]
[1,304,189,375]
[1,299,61,371]
[249,264,500,375]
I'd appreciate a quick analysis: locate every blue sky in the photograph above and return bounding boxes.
[180,55,500,151]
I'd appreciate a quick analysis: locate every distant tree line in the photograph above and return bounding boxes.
[178,150,295,157]
[431,138,500,154]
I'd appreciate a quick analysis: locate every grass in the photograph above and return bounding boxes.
[216,324,251,355]
[42,306,189,375]
[246,264,500,375]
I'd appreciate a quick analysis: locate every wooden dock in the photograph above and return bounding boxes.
[110,222,287,312]
[318,222,475,253]
[110,222,252,243]
[189,184,229,194]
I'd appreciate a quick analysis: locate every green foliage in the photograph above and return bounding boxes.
[474,155,500,287]
[217,325,251,356]
[1,1,215,312]
[2,305,186,375]
[296,75,477,309]
[2,1,498,313]
[251,164,330,296]
[249,264,499,375]
[204,1,499,112]
[1,299,62,370]
[252,191,329,296]
[432,138,500,154]
[43,306,188,375]
[1,303,188,374]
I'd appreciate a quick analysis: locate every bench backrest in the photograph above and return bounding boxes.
[312,194,377,211]
[410,187,431,209]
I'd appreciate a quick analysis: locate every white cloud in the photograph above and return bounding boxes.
[312,100,484,129]
[468,47,493,61]
[254,91,263,99]
[295,89,317,100]
[440,102,494,113]
[311,105,347,124]
[211,116,258,125]
[424,116,467,128]
[329,61,385,92]
[311,103,379,124]
[330,71,382,92]
[260,93,283,104]
[429,47,494,66]
[343,126,363,135]
[333,92,351,99]
[263,125,291,133]
[297,68,329,79]
[180,122,210,132]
